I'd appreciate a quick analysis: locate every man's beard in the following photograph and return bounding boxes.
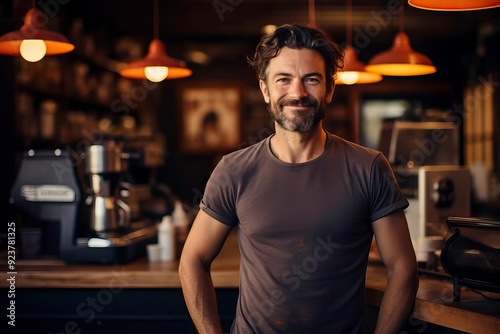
[268,95,326,133]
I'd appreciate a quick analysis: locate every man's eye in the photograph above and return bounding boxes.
[276,78,290,83]
[305,77,320,83]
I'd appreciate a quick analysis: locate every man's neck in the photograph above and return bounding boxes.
[270,123,327,163]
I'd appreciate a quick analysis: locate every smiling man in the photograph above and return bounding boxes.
[179,24,418,334]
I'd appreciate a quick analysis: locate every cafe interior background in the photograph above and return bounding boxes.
[1,0,500,255]
[0,1,500,333]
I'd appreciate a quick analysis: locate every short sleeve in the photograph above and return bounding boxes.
[199,157,239,226]
[369,153,409,222]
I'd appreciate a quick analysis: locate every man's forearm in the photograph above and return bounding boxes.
[179,263,223,334]
[374,270,418,334]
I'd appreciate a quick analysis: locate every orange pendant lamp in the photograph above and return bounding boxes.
[0,7,74,62]
[366,1,436,76]
[408,0,500,11]
[336,0,382,85]
[338,45,383,84]
[120,0,192,82]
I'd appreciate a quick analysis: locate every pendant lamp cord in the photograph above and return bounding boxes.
[308,0,316,28]
[153,0,159,39]
[346,0,352,45]
[399,0,405,32]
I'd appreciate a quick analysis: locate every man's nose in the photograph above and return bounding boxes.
[288,80,308,99]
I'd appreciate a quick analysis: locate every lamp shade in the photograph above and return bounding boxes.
[366,32,436,76]
[336,45,383,85]
[408,0,500,11]
[120,39,192,80]
[0,8,74,58]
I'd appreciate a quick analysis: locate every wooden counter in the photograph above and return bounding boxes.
[0,231,240,289]
[364,267,500,334]
[2,231,499,334]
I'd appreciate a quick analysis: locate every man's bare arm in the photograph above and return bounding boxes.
[179,210,233,334]
[372,209,419,334]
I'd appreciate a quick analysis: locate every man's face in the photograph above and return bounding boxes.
[259,47,334,133]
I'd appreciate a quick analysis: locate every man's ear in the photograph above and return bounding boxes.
[326,83,335,104]
[259,79,270,103]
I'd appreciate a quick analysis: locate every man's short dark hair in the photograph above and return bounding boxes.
[248,24,344,94]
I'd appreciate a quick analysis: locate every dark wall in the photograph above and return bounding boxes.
[0,2,16,249]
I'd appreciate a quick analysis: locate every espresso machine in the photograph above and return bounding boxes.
[379,121,472,264]
[441,216,500,301]
[9,140,158,264]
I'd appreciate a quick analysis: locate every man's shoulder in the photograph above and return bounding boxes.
[223,136,270,161]
[331,133,382,159]
[217,136,270,174]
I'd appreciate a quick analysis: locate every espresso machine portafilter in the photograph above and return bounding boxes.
[84,139,130,232]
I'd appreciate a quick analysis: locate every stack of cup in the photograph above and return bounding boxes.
[147,244,162,262]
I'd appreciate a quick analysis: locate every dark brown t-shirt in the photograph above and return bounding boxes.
[200,132,409,333]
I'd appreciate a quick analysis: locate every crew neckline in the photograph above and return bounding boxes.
[266,131,334,166]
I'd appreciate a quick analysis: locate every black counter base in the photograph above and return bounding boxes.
[2,288,473,334]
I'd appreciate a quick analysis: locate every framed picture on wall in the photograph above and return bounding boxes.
[178,82,242,154]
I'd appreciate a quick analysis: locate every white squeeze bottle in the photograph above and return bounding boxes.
[172,200,189,251]
[158,215,175,262]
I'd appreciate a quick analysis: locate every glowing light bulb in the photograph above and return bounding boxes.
[337,71,360,85]
[144,66,168,82]
[20,39,47,62]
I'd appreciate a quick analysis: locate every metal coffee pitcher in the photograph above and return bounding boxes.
[90,196,130,232]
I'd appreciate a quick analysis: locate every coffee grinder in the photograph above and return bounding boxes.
[10,142,158,264]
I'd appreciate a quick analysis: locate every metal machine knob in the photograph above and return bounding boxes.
[432,178,454,208]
